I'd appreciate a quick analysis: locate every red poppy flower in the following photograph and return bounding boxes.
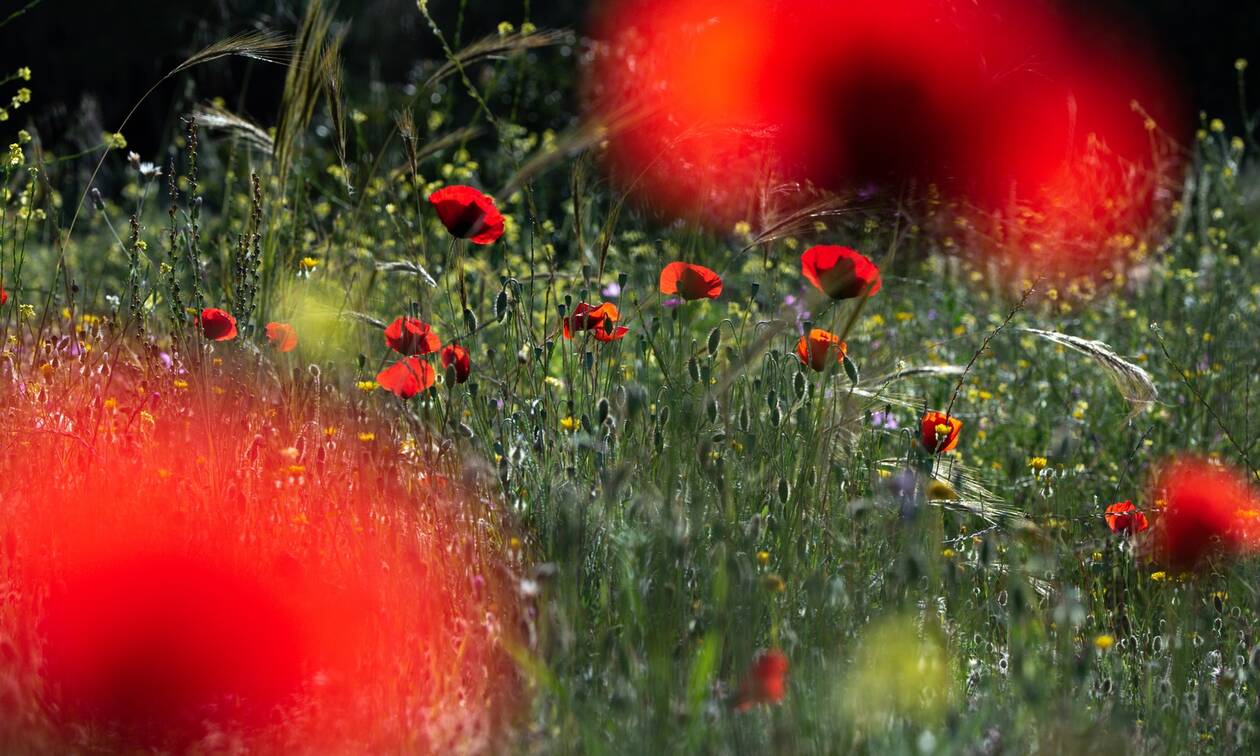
[0,287,7,305]
[920,410,962,453]
[440,344,472,384]
[384,317,441,356]
[563,302,629,342]
[376,357,436,399]
[795,328,847,372]
[198,308,238,341]
[1104,501,1149,535]
[733,649,789,711]
[659,262,723,301]
[1151,457,1259,570]
[801,245,882,300]
[265,322,298,353]
[427,185,505,245]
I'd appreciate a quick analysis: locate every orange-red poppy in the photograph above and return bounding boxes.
[1104,501,1149,535]
[440,344,472,384]
[920,410,961,453]
[265,322,298,353]
[563,302,629,342]
[659,262,723,301]
[384,317,441,356]
[427,185,505,245]
[198,308,237,341]
[376,357,436,399]
[0,287,7,305]
[801,245,882,300]
[1151,457,1259,570]
[795,328,847,372]
[733,649,789,711]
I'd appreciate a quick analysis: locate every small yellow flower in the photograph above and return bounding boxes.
[103,397,118,411]
[509,536,522,550]
[358,432,376,443]
[173,379,189,390]
[102,131,127,150]
[1150,571,1167,582]
[1028,456,1048,471]
[756,550,770,566]
[1094,634,1114,651]
[356,380,379,392]
[299,256,321,271]
[941,548,956,559]
[560,416,580,432]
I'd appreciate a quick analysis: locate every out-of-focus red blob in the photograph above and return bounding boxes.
[589,0,1184,280]
[1150,457,1260,570]
[588,0,793,226]
[733,649,789,711]
[41,550,307,738]
[3,366,522,750]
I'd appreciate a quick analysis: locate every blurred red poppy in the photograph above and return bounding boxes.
[441,344,472,384]
[563,302,629,342]
[795,328,847,372]
[659,262,723,301]
[384,317,441,356]
[733,649,789,711]
[198,308,237,341]
[801,246,882,300]
[376,357,436,399]
[265,322,298,353]
[427,185,505,245]
[1151,457,1259,570]
[1,287,7,305]
[1104,500,1149,535]
[920,410,962,453]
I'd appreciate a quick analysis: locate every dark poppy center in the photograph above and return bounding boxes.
[819,258,863,299]
[448,203,488,239]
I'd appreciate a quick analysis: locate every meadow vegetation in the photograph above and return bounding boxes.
[3,1,1260,753]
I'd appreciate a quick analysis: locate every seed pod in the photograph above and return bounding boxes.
[495,289,510,322]
[688,356,700,383]
[738,405,750,432]
[658,405,670,426]
[778,477,791,504]
[706,396,719,424]
[765,389,778,411]
[793,371,807,400]
[843,354,860,385]
[463,307,478,333]
[707,327,721,357]
[769,401,782,427]
[597,397,610,424]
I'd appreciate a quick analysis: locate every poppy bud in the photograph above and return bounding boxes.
[462,307,478,334]
[707,327,722,357]
[495,290,510,322]
[688,356,701,383]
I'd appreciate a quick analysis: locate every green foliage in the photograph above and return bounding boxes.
[5,4,1260,753]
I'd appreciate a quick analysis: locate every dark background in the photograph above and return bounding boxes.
[1,0,1257,155]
